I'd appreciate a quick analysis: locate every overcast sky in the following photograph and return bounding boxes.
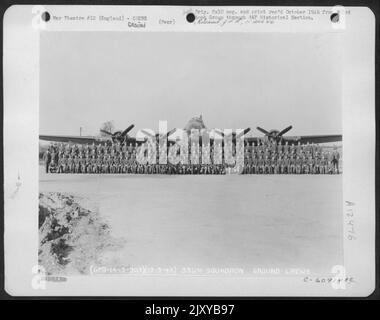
[40,31,342,137]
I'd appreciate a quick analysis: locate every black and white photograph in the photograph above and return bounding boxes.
[3,5,376,297]
[38,30,344,277]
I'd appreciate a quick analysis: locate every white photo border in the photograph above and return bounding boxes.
[3,5,376,296]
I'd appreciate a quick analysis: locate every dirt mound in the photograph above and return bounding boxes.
[39,192,125,275]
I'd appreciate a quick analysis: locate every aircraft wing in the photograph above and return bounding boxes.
[39,135,98,144]
[284,135,342,144]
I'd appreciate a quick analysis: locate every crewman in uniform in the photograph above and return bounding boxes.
[314,156,321,174]
[57,155,65,174]
[51,148,58,168]
[289,142,295,155]
[275,156,281,174]
[43,149,51,173]
[127,143,133,154]
[325,151,333,174]
[288,156,294,174]
[107,155,114,173]
[271,156,277,174]
[303,156,309,174]
[66,155,73,173]
[270,140,276,154]
[282,141,289,155]
[118,155,123,173]
[263,147,270,160]
[295,156,301,174]
[283,156,289,174]
[304,142,311,154]
[64,143,70,154]
[256,156,262,174]
[327,152,335,174]
[96,155,102,173]
[74,156,80,173]
[332,147,340,174]
[296,141,302,155]
[115,142,121,154]
[321,156,327,174]
[251,156,257,174]
[311,143,318,157]
[120,156,126,173]
[79,154,85,173]
[247,155,253,174]
[279,156,286,174]
[276,141,282,155]
[113,158,119,173]
[308,156,314,174]
[84,156,90,174]
[129,161,135,174]
[264,156,271,174]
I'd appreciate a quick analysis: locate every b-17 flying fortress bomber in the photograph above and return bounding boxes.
[40,114,342,145]
[40,115,342,175]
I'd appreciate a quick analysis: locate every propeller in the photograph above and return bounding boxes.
[278,125,293,137]
[121,124,135,137]
[100,124,135,143]
[256,127,270,135]
[256,125,293,139]
[236,128,251,139]
[100,129,113,136]
[214,128,251,139]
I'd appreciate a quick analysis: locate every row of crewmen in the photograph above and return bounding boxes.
[45,140,324,156]
[42,140,341,174]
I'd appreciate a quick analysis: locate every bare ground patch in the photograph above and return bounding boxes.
[39,192,125,275]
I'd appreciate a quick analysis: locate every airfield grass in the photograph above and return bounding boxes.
[39,166,343,276]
